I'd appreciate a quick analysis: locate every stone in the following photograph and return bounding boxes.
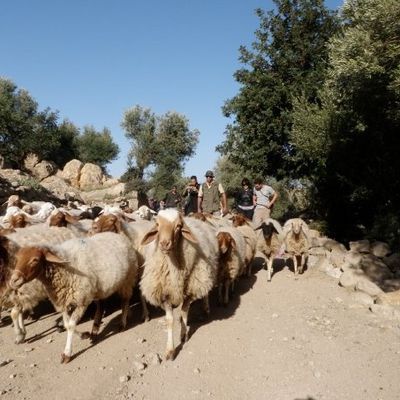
[350,291,375,306]
[349,240,370,253]
[383,253,400,272]
[370,242,391,258]
[119,375,130,383]
[33,160,57,181]
[0,359,11,367]
[345,251,363,267]
[79,163,103,190]
[339,269,365,289]
[150,353,162,365]
[369,304,400,321]
[329,247,347,269]
[382,279,400,292]
[133,361,146,371]
[325,267,342,280]
[355,279,383,297]
[62,159,83,188]
[308,247,327,257]
[80,182,127,203]
[376,290,400,306]
[40,175,83,202]
[23,153,40,172]
[323,239,347,252]
[194,368,201,374]
[361,255,393,283]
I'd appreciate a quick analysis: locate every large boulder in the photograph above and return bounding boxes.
[349,240,370,253]
[361,254,393,283]
[383,253,400,273]
[370,241,391,258]
[62,159,83,188]
[80,182,126,203]
[355,279,384,297]
[376,290,400,306]
[40,175,83,202]
[79,163,103,190]
[339,269,366,289]
[33,160,57,181]
[344,250,363,267]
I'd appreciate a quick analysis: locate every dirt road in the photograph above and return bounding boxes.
[1,256,399,400]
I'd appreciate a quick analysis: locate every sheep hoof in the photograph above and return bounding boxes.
[119,324,127,332]
[15,335,25,344]
[61,353,72,364]
[165,349,176,361]
[142,315,150,323]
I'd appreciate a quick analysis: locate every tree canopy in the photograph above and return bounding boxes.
[121,105,199,200]
[218,0,339,179]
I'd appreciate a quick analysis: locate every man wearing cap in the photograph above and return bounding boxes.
[198,170,228,216]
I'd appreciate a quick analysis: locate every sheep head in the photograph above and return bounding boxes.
[232,214,250,227]
[90,214,122,235]
[255,222,278,240]
[10,213,29,228]
[10,247,64,289]
[217,231,236,255]
[49,210,79,227]
[141,209,197,253]
[291,219,303,235]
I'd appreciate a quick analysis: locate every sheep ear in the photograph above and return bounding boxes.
[43,249,65,264]
[254,225,262,231]
[141,226,159,245]
[181,223,198,244]
[230,237,237,250]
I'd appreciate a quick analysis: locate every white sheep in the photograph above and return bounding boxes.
[90,214,153,321]
[0,226,78,343]
[255,218,283,281]
[282,218,310,275]
[9,232,139,363]
[231,214,257,276]
[140,209,219,360]
[216,226,246,306]
[134,205,157,220]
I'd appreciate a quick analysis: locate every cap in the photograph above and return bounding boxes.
[205,170,214,177]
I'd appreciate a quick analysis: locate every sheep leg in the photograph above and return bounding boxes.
[266,257,273,282]
[218,285,223,305]
[141,295,150,322]
[119,297,130,331]
[11,306,26,344]
[203,295,210,318]
[293,255,298,275]
[180,298,191,344]
[89,301,103,341]
[164,303,175,361]
[299,254,305,274]
[247,261,252,277]
[224,281,230,306]
[61,306,86,364]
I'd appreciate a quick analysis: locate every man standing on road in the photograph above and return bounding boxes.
[198,170,228,216]
[252,177,278,226]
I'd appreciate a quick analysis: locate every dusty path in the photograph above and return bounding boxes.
[1,256,399,400]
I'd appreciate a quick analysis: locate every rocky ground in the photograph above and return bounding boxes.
[0,255,399,400]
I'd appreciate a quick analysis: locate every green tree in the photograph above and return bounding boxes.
[291,0,400,244]
[0,78,60,167]
[121,106,199,201]
[218,0,338,179]
[75,126,119,170]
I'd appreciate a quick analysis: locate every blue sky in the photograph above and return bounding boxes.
[1,0,342,180]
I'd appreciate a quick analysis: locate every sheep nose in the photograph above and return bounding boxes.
[160,239,172,252]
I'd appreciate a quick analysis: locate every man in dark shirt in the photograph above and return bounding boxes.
[164,186,182,209]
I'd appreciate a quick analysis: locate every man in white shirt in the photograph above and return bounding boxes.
[252,177,278,226]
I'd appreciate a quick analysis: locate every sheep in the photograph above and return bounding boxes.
[255,218,283,281]
[9,231,139,363]
[282,218,310,275]
[231,214,257,276]
[48,209,92,237]
[0,226,78,343]
[140,209,219,360]
[216,227,246,306]
[134,205,157,220]
[89,214,153,321]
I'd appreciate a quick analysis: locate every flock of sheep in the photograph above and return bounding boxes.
[0,196,311,363]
